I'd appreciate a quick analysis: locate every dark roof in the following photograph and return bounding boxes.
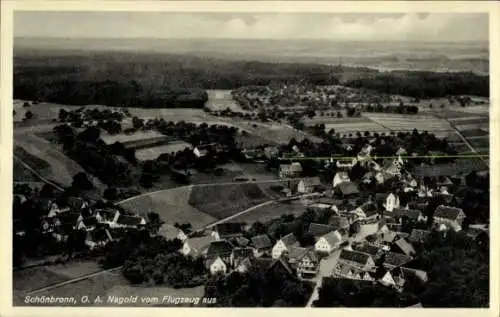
[214,223,244,237]
[234,236,250,247]
[337,182,360,196]
[409,229,431,244]
[384,252,412,268]
[97,208,119,221]
[393,238,416,256]
[317,197,343,205]
[320,230,343,246]
[116,215,144,226]
[280,233,299,247]
[54,223,74,235]
[308,223,334,237]
[251,234,272,250]
[82,216,98,227]
[352,243,381,258]
[86,228,112,242]
[56,212,81,226]
[358,202,378,217]
[231,247,254,260]
[339,249,371,266]
[67,197,87,210]
[434,205,464,221]
[328,216,350,230]
[393,208,422,220]
[206,240,234,259]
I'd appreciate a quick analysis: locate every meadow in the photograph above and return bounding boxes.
[230,201,309,224]
[362,113,453,132]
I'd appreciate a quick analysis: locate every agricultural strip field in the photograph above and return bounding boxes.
[118,186,217,228]
[323,122,389,134]
[448,117,489,125]
[188,183,270,220]
[362,113,453,132]
[460,129,489,138]
[205,89,246,113]
[304,116,372,126]
[230,201,309,224]
[453,106,490,115]
[13,158,42,182]
[468,137,490,149]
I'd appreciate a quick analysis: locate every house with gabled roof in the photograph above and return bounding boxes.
[351,243,384,262]
[55,212,84,230]
[391,208,427,223]
[338,249,376,271]
[285,246,309,267]
[279,162,303,179]
[205,256,228,275]
[382,252,413,269]
[378,267,407,290]
[79,216,98,231]
[272,233,299,259]
[352,202,379,220]
[333,171,351,188]
[251,234,273,257]
[433,205,466,232]
[297,177,322,194]
[67,197,90,212]
[52,223,74,242]
[113,215,146,229]
[296,249,320,279]
[95,208,121,225]
[308,223,334,239]
[181,235,217,258]
[314,230,345,254]
[230,247,254,269]
[328,216,350,230]
[332,262,376,281]
[47,202,70,218]
[383,192,400,212]
[85,228,113,250]
[206,240,234,262]
[335,182,360,198]
[211,223,244,241]
[393,238,416,257]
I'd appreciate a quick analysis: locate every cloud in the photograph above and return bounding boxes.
[14,12,488,42]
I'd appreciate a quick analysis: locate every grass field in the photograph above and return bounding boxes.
[231,201,308,224]
[188,183,270,220]
[13,159,41,182]
[135,141,193,162]
[119,186,217,228]
[43,260,103,279]
[453,105,489,115]
[324,122,389,134]
[460,129,489,138]
[304,116,372,126]
[13,267,70,293]
[14,146,51,171]
[363,113,452,132]
[205,89,246,113]
[468,137,489,149]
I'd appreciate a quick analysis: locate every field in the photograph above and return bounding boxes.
[452,105,489,115]
[43,260,103,279]
[460,129,488,138]
[230,201,309,224]
[188,183,270,220]
[362,113,453,132]
[13,267,70,293]
[13,158,41,182]
[468,137,489,149]
[304,116,372,126]
[205,89,246,112]
[118,186,217,228]
[324,122,389,134]
[100,130,167,146]
[134,141,193,162]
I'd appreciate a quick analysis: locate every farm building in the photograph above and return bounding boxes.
[251,234,273,257]
[332,171,351,188]
[433,205,466,232]
[279,162,303,178]
[314,230,345,254]
[297,177,322,193]
[272,233,299,259]
[181,235,217,258]
[211,223,245,241]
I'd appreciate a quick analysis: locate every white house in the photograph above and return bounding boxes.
[112,215,146,229]
[181,235,217,258]
[333,171,351,188]
[206,256,228,275]
[193,146,209,158]
[314,230,344,254]
[297,177,322,193]
[272,233,299,259]
[433,205,466,232]
[383,193,400,212]
[95,209,121,225]
[336,158,358,169]
[47,203,70,217]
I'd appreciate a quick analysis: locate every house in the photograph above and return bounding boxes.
[230,247,254,268]
[391,208,427,223]
[362,172,374,184]
[157,224,188,242]
[433,205,466,231]
[308,223,335,239]
[352,202,379,220]
[206,256,228,275]
[272,233,299,259]
[56,212,84,230]
[351,243,384,262]
[335,182,360,198]
[279,162,303,178]
[383,252,413,269]
[378,267,406,290]
[357,144,373,161]
[52,223,73,242]
[234,257,253,273]
[393,238,416,257]
[181,235,217,258]
[113,215,146,229]
[296,249,320,279]
[297,177,322,193]
[206,240,234,262]
[67,197,90,212]
[409,229,432,244]
[251,234,273,257]
[85,228,113,250]
[338,249,376,271]
[47,202,70,217]
[314,230,345,254]
[285,246,309,267]
[336,158,358,169]
[332,262,376,281]
[400,267,429,283]
[211,223,244,241]
[79,216,98,231]
[264,146,279,159]
[233,236,250,248]
[383,193,400,212]
[193,146,209,158]
[332,171,351,188]
[95,209,121,225]
[328,216,350,230]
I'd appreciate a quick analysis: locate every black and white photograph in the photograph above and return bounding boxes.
[2,1,497,312]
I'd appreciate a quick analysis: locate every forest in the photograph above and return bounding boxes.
[14,49,489,108]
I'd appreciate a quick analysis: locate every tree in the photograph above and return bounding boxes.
[59,109,69,121]
[24,111,34,120]
[23,102,31,108]
[103,187,118,201]
[72,172,93,190]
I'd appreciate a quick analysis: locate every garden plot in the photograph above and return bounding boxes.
[454,105,489,115]
[363,113,453,132]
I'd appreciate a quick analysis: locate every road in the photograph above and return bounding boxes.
[305,249,341,307]
[13,155,65,191]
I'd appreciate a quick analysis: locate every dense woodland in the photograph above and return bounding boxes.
[14,50,489,108]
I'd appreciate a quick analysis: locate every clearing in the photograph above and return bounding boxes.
[118,186,217,228]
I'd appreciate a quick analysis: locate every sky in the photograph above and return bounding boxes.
[14,12,488,42]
